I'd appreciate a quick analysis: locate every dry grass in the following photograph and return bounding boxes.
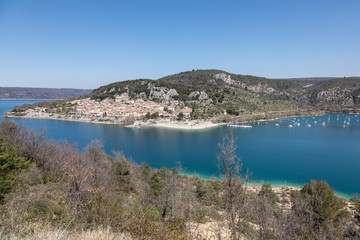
[0,224,133,240]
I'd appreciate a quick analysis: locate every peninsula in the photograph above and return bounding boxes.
[4,70,360,129]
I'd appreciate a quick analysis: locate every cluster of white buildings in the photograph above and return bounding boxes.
[25,107,46,113]
[19,94,194,121]
[69,94,191,119]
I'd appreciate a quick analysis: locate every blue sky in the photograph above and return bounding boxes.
[0,0,359,88]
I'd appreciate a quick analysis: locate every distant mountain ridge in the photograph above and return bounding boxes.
[0,87,92,100]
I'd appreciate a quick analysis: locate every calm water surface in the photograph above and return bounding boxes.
[1,100,359,198]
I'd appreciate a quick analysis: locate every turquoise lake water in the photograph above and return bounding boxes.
[1,100,360,198]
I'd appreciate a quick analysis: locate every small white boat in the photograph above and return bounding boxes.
[307,124,312,127]
[314,121,318,124]
[321,122,326,126]
[275,123,280,127]
[288,125,293,128]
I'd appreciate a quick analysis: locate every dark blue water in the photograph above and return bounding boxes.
[1,100,360,198]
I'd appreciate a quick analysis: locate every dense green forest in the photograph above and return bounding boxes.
[0,120,359,239]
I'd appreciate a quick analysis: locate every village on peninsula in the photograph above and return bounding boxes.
[6,93,216,129]
[5,69,360,129]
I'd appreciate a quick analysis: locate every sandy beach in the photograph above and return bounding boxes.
[152,121,223,130]
[3,110,324,130]
[4,112,124,125]
[4,112,224,130]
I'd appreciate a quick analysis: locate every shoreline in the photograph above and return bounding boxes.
[4,112,225,129]
[132,120,226,130]
[3,110,325,130]
[3,112,353,200]
[183,172,351,200]
[3,113,125,125]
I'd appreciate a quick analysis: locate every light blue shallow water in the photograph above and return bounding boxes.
[1,100,360,198]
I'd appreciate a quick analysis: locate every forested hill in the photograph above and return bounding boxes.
[89,69,360,113]
[0,87,92,100]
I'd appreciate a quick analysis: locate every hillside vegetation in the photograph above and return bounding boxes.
[89,69,360,114]
[0,120,359,239]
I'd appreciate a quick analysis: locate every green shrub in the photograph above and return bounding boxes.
[114,157,133,193]
[258,183,280,204]
[300,180,346,224]
[0,140,31,204]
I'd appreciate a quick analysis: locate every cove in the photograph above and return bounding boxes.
[1,100,360,199]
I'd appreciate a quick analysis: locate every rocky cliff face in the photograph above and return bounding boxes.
[188,91,210,100]
[188,90,213,106]
[313,88,355,106]
[148,84,178,101]
[213,73,229,82]
[213,73,240,87]
[246,83,277,95]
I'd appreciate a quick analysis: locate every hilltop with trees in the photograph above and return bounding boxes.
[89,69,360,113]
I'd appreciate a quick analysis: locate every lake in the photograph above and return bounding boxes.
[1,100,359,198]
